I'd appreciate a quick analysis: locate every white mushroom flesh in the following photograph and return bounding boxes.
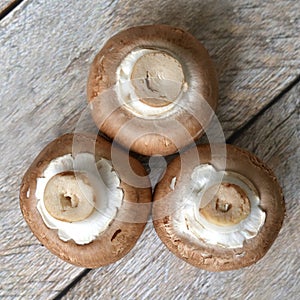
[172,164,266,248]
[36,153,123,245]
[170,177,177,191]
[116,48,188,118]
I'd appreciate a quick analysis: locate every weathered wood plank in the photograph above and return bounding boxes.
[0,0,299,298]
[60,83,300,300]
[0,1,118,299]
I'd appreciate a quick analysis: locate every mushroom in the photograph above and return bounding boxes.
[87,24,218,156]
[153,144,285,271]
[20,133,151,268]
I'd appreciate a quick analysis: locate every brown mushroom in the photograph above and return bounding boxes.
[87,24,218,156]
[153,144,285,271]
[20,133,151,268]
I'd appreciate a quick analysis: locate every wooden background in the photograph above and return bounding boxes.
[0,0,299,299]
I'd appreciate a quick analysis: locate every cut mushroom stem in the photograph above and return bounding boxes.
[116,48,188,117]
[216,201,231,213]
[44,171,96,222]
[60,194,78,210]
[130,50,186,107]
[200,183,251,226]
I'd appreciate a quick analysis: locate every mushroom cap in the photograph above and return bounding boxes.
[20,133,152,268]
[87,24,218,156]
[153,144,285,271]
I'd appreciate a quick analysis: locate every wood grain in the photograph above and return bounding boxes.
[0,0,299,298]
[60,83,300,300]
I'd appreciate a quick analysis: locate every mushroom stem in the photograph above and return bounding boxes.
[216,200,232,213]
[116,48,189,118]
[200,183,251,226]
[60,193,79,210]
[43,171,96,222]
[130,50,185,107]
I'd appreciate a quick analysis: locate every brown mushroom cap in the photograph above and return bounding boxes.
[20,133,152,268]
[87,24,218,156]
[153,144,285,271]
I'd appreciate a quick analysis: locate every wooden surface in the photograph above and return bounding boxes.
[0,0,299,299]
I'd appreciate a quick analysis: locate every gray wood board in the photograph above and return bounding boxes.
[60,81,300,300]
[0,0,299,298]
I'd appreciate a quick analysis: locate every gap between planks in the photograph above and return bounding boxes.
[53,269,91,300]
[227,74,300,144]
[0,0,24,20]
[51,74,300,300]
